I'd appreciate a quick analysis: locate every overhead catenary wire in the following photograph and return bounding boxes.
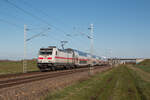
[2,0,90,52]
[26,28,50,42]
[3,0,70,37]
[0,15,64,49]
[0,18,50,37]
[3,0,51,25]
[16,0,74,39]
[3,0,84,43]
[0,11,51,35]
[21,0,68,29]
[0,18,23,29]
[67,28,92,46]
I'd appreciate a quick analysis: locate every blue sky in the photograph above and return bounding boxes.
[0,0,150,60]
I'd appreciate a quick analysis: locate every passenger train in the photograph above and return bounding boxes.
[37,46,106,71]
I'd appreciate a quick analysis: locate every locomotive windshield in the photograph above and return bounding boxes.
[40,51,52,55]
[39,49,53,55]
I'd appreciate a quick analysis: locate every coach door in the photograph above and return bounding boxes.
[67,51,69,64]
[72,52,75,64]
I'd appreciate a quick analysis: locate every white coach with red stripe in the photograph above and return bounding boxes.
[37,46,102,71]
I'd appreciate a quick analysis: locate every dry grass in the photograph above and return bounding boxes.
[0,60,39,75]
[45,65,150,100]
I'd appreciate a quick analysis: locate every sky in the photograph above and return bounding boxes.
[0,0,150,60]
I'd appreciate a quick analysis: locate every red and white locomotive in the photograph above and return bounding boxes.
[37,46,103,71]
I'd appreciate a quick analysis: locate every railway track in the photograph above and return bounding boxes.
[0,66,109,89]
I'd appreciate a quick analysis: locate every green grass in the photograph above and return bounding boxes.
[127,66,150,100]
[45,65,150,100]
[135,59,150,73]
[0,60,39,74]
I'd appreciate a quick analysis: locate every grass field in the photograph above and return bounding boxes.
[45,65,150,100]
[0,60,39,74]
[135,59,150,73]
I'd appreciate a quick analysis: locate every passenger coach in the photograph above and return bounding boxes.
[37,46,103,71]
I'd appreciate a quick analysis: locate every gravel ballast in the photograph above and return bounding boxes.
[0,67,111,100]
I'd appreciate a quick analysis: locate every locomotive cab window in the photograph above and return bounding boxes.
[40,51,52,55]
[39,50,53,55]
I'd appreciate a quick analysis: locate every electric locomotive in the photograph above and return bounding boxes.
[37,46,102,71]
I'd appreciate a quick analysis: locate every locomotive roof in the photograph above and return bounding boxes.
[74,49,88,57]
[40,48,52,50]
[64,48,74,51]
[48,46,56,48]
[40,46,56,50]
[39,46,102,59]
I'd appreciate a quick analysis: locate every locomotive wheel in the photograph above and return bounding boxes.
[63,66,67,70]
[51,67,55,71]
[40,69,46,72]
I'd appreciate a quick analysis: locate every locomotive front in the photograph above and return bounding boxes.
[37,46,56,71]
